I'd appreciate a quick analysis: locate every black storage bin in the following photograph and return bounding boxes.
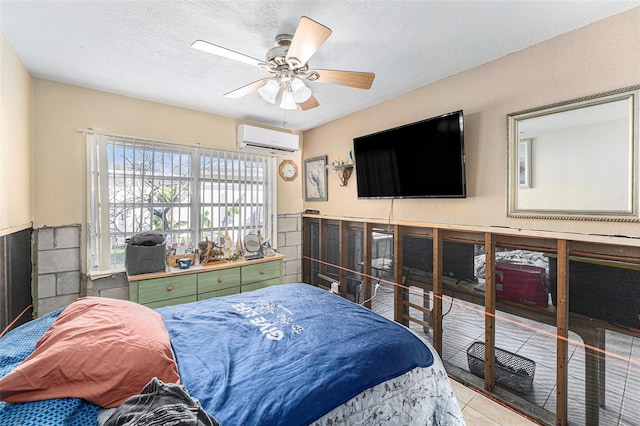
[125,232,166,276]
[549,257,640,330]
[467,341,535,394]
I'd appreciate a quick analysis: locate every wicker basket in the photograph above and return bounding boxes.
[466,341,535,394]
[166,253,195,268]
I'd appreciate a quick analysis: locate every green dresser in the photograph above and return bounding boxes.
[128,254,284,308]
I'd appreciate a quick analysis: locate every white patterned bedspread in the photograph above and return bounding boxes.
[312,345,465,425]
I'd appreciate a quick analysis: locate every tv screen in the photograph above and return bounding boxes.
[353,110,466,199]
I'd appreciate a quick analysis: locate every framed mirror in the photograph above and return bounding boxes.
[507,85,640,221]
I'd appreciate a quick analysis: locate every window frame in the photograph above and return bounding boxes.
[86,131,277,277]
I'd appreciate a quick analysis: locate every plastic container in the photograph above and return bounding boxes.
[466,341,535,394]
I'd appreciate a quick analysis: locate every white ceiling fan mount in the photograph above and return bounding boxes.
[192,16,375,111]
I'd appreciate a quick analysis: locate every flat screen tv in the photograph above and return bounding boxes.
[353,110,466,199]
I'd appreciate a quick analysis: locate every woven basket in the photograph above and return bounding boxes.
[166,253,195,268]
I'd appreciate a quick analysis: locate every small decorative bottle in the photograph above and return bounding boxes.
[236,234,243,256]
[193,249,200,266]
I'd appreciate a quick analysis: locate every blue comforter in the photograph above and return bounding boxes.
[157,283,433,425]
[0,283,433,426]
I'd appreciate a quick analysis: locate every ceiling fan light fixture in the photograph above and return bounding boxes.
[280,87,298,110]
[194,16,374,112]
[258,79,280,104]
[290,77,312,103]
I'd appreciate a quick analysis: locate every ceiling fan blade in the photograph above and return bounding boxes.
[312,69,375,90]
[298,95,319,111]
[286,16,332,69]
[224,79,269,98]
[191,40,267,68]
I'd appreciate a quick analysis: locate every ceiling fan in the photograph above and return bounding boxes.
[191,16,375,111]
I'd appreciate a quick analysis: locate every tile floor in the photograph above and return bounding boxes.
[450,378,540,425]
[367,281,639,426]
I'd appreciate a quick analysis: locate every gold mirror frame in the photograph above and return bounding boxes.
[507,85,640,222]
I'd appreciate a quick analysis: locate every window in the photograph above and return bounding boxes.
[87,132,276,275]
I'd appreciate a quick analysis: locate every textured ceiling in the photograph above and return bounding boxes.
[1,1,638,131]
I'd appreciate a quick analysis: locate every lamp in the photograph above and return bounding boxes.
[290,77,312,103]
[258,75,313,110]
[279,83,298,110]
[258,79,280,104]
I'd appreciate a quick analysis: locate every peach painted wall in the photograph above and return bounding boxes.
[0,32,32,236]
[31,80,303,228]
[302,7,640,238]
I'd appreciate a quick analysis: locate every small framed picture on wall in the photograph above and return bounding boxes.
[519,139,532,188]
[304,155,328,201]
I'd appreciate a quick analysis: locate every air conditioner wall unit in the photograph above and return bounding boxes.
[237,124,299,153]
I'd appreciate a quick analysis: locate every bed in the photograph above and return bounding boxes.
[0,283,465,425]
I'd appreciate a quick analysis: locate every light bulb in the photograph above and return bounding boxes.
[258,79,280,104]
[280,89,297,110]
[290,77,312,103]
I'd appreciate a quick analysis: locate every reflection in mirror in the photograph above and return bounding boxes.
[507,85,640,221]
[244,233,263,260]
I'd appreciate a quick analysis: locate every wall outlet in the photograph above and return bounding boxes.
[331,282,339,294]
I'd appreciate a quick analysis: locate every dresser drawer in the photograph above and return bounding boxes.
[241,261,281,284]
[241,277,281,293]
[198,286,240,301]
[144,295,197,309]
[138,274,197,305]
[198,268,241,293]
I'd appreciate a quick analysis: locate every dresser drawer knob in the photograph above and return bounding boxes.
[218,277,223,283]
[166,285,173,292]
[260,270,265,275]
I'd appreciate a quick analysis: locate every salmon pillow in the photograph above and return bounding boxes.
[0,297,180,408]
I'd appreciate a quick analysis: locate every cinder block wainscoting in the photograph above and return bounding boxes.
[34,225,82,316]
[86,273,129,300]
[277,213,302,283]
[34,224,130,316]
